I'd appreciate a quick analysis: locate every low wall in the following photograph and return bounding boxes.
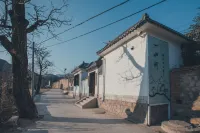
[171,65,200,124]
[98,95,148,124]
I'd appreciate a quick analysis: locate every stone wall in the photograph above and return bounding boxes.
[98,96,148,124]
[171,66,200,124]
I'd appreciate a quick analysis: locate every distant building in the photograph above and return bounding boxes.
[71,61,90,99]
[52,73,73,90]
[86,58,102,97]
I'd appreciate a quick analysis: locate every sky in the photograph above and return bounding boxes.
[0,0,200,74]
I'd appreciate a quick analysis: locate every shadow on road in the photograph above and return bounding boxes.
[40,116,130,124]
[25,89,134,133]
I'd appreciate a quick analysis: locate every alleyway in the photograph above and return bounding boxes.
[24,89,155,133]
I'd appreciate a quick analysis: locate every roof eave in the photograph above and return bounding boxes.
[97,14,194,56]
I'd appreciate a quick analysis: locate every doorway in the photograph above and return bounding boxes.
[89,72,96,96]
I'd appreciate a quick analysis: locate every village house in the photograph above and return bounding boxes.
[71,61,90,99]
[95,13,194,125]
[86,58,102,97]
[74,59,102,108]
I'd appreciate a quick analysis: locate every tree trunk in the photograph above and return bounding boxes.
[11,0,38,119]
[12,57,38,119]
[36,71,42,94]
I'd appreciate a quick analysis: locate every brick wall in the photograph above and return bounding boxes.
[171,66,200,124]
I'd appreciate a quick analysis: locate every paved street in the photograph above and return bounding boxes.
[23,89,155,133]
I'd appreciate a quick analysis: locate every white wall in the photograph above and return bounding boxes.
[168,42,182,69]
[73,86,79,96]
[104,34,148,102]
[98,75,103,97]
[73,71,82,97]
[81,79,89,96]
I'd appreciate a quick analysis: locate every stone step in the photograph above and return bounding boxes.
[80,100,90,105]
[75,97,97,109]
[75,97,87,104]
[75,103,83,109]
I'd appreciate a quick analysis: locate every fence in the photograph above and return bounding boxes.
[0,71,16,124]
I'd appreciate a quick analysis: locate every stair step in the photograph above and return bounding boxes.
[75,97,87,104]
[75,103,82,109]
[80,100,89,105]
[75,97,97,109]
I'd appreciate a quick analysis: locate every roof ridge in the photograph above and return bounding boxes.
[97,13,194,55]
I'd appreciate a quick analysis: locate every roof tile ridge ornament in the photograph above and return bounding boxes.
[142,13,150,21]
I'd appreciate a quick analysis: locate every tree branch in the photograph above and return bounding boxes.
[0,35,16,56]
[0,24,12,29]
[26,20,47,33]
[26,0,71,35]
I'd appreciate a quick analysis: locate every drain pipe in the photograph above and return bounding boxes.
[102,58,106,101]
[97,69,99,98]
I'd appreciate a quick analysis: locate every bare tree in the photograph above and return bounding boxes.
[0,0,70,119]
[35,47,53,94]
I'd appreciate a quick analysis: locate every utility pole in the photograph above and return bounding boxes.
[31,42,35,98]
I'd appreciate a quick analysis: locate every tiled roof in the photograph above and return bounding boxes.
[71,61,90,74]
[97,13,194,55]
[78,61,90,69]
[87,58,102,72]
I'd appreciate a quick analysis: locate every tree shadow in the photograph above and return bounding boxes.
[40,116,131,124]
[116,44,148,124]
[27,91,133,133]
[22,130,48,133]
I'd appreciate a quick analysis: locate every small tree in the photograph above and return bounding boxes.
[35,47,53,94]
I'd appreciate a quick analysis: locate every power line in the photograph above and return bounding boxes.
[46,0,167,48]
[38,0,131,45]
[54,65,64,73]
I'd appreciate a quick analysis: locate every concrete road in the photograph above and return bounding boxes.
[23,89,155,133]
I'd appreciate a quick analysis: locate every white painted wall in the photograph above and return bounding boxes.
[168,42,182,69]
[73,86,80,97]
[104,34,149,101]
[73,70,85,97]
[98,75,103,97]
[81,79,89,96]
